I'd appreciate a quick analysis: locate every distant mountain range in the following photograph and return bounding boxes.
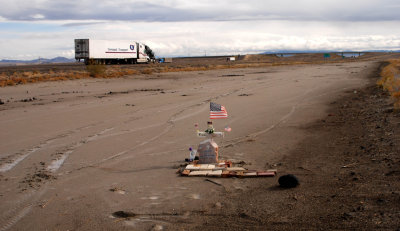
[0,57,75,65]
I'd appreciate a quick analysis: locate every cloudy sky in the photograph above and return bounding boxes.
[0,0,399,59]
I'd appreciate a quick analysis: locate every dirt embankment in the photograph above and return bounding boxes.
[181,62,400,230]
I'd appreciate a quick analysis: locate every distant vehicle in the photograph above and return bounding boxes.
[74,39,155,65]
[158,57,173,63]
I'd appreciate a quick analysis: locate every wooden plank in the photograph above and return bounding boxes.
[199,164,216,170]
[257,171,276,177]
[189,170,212,176]
[207,170,222,177]
[243,172,257,177]
[186,164,200,170]
[227,167,246,171]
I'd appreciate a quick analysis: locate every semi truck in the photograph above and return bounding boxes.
[74,39,155,65]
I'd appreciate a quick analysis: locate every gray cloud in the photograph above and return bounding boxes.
[0,1,399,59]
[61,22,105,27]
[1,0,400,22]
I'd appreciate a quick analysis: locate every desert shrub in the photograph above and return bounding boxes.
[86,64,107,78]
[22,71,32,77]
[377,59,400,108]
[13,77,27,84]
[141,68,153,74]
[124,69,139,75]
[6,79,15,86]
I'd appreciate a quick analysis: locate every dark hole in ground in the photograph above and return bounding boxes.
[112,211,136,218]
[220,74,245,77]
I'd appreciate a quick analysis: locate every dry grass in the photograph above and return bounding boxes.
[0,61,341,87]
[141,68,154,75]
[377,59,400,108]
[0,70,90,87]
[86,64,107,77]
[0,62,278,87]
[0,53,392,87]
[0,65,142,87]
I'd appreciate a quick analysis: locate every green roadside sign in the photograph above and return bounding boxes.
[323,53,331,58]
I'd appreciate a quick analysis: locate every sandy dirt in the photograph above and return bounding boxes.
[0,59,398,230]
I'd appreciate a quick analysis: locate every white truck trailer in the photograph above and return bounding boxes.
[75,39,155,64]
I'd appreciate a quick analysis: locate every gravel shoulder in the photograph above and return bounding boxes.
[177,62,400,230]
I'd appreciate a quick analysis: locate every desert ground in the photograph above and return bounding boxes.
[0,54,399,230]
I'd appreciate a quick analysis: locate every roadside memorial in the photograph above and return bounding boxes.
[178,102,277,178]
[196,121,224,164]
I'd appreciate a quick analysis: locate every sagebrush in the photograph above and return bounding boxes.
[377,59,400,108]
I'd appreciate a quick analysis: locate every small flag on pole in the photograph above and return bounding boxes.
[210,102,228,119]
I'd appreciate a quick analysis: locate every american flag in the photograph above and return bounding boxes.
[210,102,228,119]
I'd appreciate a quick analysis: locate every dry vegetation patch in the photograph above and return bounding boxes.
[0,53,398,87]
[377,59,400,108]
[86,64,107,77]
[0,69,90,87]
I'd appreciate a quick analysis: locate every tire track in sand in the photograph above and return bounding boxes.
[0,128,115,230]
[0,124,99,173]
[0,189,47,231]
[47,128,114,172]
